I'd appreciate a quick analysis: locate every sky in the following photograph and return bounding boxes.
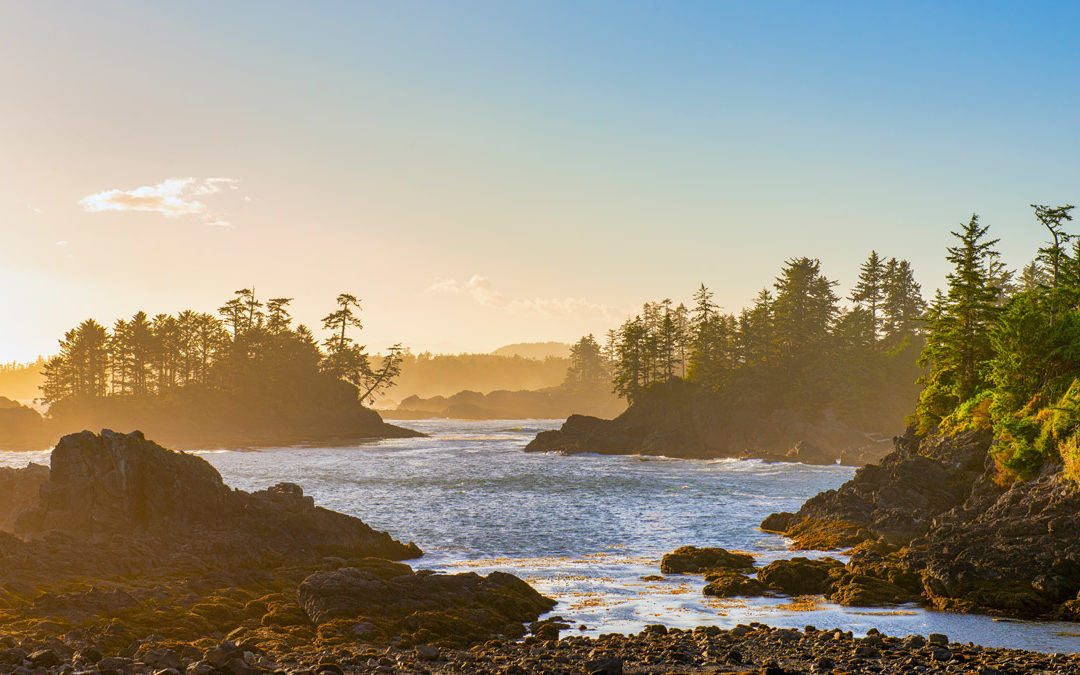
[1,1,1079,362]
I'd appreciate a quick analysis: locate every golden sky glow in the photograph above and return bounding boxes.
[2,2,1078,362]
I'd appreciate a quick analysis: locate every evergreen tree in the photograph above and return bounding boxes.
[915,215,1002,429]
[40,319,109,404]
[564,334,609,390]
[772,257,839,360]
[1021,258,1052,292]
[1033,203,1075,291]
[881,258,926,343]
[321,293,364,379]
[850,251,887,337]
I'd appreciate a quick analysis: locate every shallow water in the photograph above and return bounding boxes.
[3,419,1079,652]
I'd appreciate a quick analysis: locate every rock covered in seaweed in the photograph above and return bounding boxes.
[297,558,556,647]
[660,546,755,573]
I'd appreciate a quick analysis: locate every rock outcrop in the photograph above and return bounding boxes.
[525,380,896,466]
[758,426,1080,619]
[1,390,422,451]
[384,386,625,421]
[764,428,991,548]
[663,545,915,607]
[906,465,1080,619]
[12,429,421,564]
[297,558,556,647]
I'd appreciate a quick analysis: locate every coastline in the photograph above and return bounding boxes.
[3,420,1079,675]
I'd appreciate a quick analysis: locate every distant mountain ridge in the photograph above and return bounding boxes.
[491,342,572,359]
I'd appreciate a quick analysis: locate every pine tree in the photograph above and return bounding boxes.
[321,293,364,379]
[772,257,839,360]
[881,258,926,343]
[850,251,887,338]
[1033,203,1075,290]
[915,214,1002,428]
[564,334,609,390]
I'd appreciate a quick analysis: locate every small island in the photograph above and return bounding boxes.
[0,290,420,450]
[528,253,926,466]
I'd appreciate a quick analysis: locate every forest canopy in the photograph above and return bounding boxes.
[589,253,927,434]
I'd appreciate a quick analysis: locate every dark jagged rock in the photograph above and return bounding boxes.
[904,463,1080,618]
[12,429,421,563]
[526,379,892,466]
[297,558,556,647]
[760,425,1080,620]
[0,462,48,531]
[660,546,755,573]
[827,541,922,607]
[761,427,991,548]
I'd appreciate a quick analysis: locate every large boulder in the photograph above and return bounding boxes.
[16,429,231,534]
[298,558,556,647]
[0,463,49,531]
[702,570,768,597]
[755,557,844,596]
[660,546,755,573]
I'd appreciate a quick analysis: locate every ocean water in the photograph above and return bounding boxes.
[3,418,1079,653]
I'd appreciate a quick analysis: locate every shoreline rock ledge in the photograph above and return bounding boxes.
[760,426,1080,621]
[10,428,423,563]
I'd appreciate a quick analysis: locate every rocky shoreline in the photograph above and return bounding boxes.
[3,623,1077,674]
[750,427,1080,622]
[3,428,1080,674]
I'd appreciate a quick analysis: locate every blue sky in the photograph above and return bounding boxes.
[1,1,1078,360]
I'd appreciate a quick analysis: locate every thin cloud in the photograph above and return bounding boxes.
[428,275,621,319]
[79,177,239,226]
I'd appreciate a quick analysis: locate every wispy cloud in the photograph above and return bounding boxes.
[79,177,239,226]
[428,275,621,319]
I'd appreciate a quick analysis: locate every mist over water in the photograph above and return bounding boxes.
[4,419,1079,652]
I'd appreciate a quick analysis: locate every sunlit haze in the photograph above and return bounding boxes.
[2,1,1078,362]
